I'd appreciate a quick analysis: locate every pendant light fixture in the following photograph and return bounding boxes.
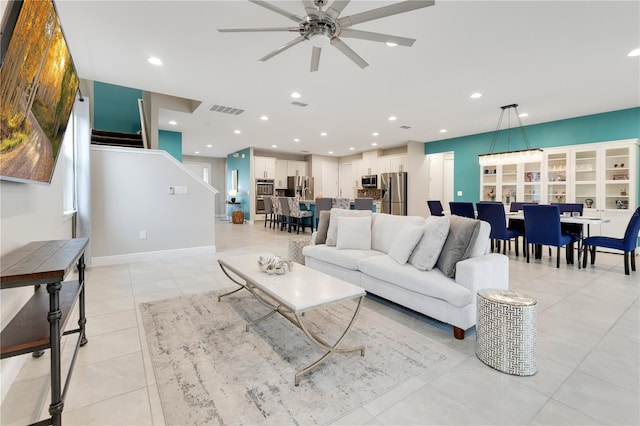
[478,104,543,166]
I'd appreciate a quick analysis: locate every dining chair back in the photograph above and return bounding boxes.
[354,198,373,210]
[582,206,640,275]
[523,205,579,268]
[449,201,475,218]
[332,198,351,209]
[277,197,291,231]
[509,202,538,212]
[315,197,333,230]
[427,200,444,216]
[287,196,314,234]
[552,203,584,215]
[476,202,522,255]
[263,197,273,228]
[271,196,281,230]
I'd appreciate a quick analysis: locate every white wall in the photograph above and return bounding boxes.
[183,155,226,219]
[90,147,218,262]
[407,141,430,217]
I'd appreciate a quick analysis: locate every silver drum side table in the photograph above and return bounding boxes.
[287,238,311,265]
[476,289,537,376]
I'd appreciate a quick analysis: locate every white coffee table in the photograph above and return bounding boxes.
[218,253,366,385]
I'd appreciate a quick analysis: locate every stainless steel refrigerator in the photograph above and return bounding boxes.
[380,172,408,215]
[286,176,314,200]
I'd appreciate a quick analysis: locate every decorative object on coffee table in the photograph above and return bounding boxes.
[476,288,537,376]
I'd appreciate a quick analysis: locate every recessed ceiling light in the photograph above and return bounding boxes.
[293,138,300,142]
[349,147,355,151]
[627,48,640,57]
[206,144,212,148]
[371,142,378,146]
[194,151,200,154]
[169,120,177,126]
[439,129,447,133]
[291,92,301,98]
[328,151,333,154]
[272,144,277,148]
[388,116,397,121]
[148,57,163,66]
[372,132,379,136]
[519,112,529,118]
[234,130,241,134]
[470,92,482,99]
[385,42,398,47]
[320,132,327,136]
[260,115,269,121]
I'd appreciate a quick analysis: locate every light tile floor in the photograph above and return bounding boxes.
[2,221,638,425]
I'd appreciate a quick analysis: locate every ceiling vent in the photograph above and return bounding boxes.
[209,104,245,115]
[400,125,411,129]
[291,101,308,107]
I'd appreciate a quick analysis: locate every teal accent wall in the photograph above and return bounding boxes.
[93,81,143,133]
[425,108,640,203]
[227,148,252,220]
[158,130,182,162]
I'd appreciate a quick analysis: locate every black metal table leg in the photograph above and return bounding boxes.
[47,282,63,426]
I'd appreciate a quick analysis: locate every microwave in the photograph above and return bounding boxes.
[361,175,377,188]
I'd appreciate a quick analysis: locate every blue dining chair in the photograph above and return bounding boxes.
[427,200,444,216]
[509,201,538,212]
[552,203,583,216]
[449,202,475,218]
[582,206,640,275]
[476,202,523,256]
[523,205,580,268]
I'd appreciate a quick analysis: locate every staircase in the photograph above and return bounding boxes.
[91,129,144,149]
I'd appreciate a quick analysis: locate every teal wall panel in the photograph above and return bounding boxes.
[425,108,640,203]
[93,81,142,133]
[227,148,252,220]
[158,130,182,162]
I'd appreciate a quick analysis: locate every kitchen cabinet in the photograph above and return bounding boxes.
[287,160,308,177]
[254,156,276,179]
[275,159,288,188]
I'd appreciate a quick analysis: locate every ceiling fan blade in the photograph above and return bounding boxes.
[339,29,416,47]
[330,37,369,69]
[218,27,299,33]
[310,46,321,72]
[338,0,434,27]
[259,35,306,62]
[325,0,351,19]
[249,0,303,24]
[301,0,318,16]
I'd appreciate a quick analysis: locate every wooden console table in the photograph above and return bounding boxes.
[1,238,89,426]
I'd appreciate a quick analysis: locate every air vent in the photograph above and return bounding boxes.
[400,125,411,129]
[209,104,245,115]
[291,101,308,107]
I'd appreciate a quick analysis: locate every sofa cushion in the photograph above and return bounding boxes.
[388,223,424,265]
[326,208,372,247]
[315,210,331,245]
[436,215,481,278]
[372,214,425,254]
[302,244,384,271]
[359,255,473,307]
[468,220,491,257]
[409,215,451,271]
[337,216,372,250]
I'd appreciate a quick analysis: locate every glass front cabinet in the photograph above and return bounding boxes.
[479,139,638,236]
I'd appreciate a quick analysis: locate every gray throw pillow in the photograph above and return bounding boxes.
[315,210,331,245]
[436,215,481,278]
[409,215,450,271]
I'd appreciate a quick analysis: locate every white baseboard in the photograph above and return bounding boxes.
[90,245,216,266]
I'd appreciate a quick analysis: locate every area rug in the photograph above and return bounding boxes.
[140,289,449,425]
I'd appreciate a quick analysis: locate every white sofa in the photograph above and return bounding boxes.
[302,211,509,339]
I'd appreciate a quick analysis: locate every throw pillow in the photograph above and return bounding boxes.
[409,215,451,271]
[436,215,481,278]
[326,208,372,247]
[315,210,331,245]
[388,223,425,265]
[336,216,372,250]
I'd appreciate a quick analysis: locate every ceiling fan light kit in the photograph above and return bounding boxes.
[218,0,435,72]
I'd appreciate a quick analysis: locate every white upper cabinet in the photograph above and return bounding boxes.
[275,159,288,188]
[287,160,308,177]
[254,156,276,179]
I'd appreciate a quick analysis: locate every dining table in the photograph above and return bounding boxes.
[505,212,610,268]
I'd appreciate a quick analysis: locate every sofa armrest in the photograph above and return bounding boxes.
[310,232,317,245]
[455,253,509,294]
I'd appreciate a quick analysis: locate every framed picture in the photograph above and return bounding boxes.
[613,173,629,180]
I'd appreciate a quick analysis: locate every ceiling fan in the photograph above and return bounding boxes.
[218,0,435,72]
